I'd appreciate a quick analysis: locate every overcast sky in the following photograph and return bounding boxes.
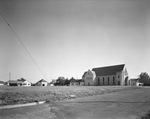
[0,0,150,83]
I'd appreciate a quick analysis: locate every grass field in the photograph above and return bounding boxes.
[0,86,138,106]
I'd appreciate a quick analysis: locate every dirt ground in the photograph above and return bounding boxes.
[0,86,135,105]
[1,87,150,119]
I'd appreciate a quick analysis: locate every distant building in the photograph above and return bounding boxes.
[7,80,18,86]
[82,70,96,86]
[136,81,144,86]
[129,78,138,86]
[7,79,31,86]
[0,81,4,86]
[70,78,84,86]
[35,79,48,86]
[22,80,31,86]
[129,78,143,86]
[82,64,129,86]
[49,79,56,86]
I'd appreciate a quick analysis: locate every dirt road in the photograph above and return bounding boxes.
[50,87,150,119]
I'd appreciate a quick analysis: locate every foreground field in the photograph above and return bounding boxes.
[0,86,138,106]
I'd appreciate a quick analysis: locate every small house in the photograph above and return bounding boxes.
[129,78,138,86]
[7,79,31,86]
[70,78,84,86]
[129,78,143,86]
[35,79,48,86]
[7,80,18,86]
[22,80,31,86]
[136,81,144,86]
[0,81,4,86]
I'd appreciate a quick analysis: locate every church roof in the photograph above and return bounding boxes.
[92,64,125,76]
[82,71,87,78]
[0,81,4,84]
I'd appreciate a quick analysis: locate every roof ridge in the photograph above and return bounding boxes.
[92,64,125,76]
[92,64,125,69]
[38,79,47,82]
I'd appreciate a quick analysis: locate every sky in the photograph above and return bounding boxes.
[0,0,150,83]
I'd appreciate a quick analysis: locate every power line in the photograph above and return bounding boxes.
[0,11,48,80]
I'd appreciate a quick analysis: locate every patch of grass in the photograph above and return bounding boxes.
[0,86,138,106]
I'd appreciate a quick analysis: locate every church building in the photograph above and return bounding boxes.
[82,64,129,86]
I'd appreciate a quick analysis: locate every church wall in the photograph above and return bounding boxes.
[83,70,95,86]
[95,75,120,86]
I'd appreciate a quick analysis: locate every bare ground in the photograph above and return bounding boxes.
[0,86,139,106]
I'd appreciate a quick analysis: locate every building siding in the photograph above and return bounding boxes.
[83,70,96,86]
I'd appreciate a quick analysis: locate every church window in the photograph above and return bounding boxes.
[103,77,104,84]
[113,77,115,84]
[98,77,100,85]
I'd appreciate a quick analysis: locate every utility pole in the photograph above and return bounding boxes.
[9,72,11,80]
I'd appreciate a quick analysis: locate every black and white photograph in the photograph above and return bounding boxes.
[0,0,150,119]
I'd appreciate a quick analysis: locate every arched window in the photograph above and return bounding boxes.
[98,77,100,85]
[103,77,105,85]
[113,76,115,85]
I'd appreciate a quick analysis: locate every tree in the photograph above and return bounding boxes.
[56,76,66,86]
[65,78,70,86]
[138,72,150,86]
[17,78,26,81]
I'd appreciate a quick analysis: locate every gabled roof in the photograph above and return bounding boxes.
[37,79,47,83]
[92,64,125,76]
[0,81,4,84]
[130,78,138,81]
[8,80,29,84]
[22,80,31,83]
[70,77,76,82]
[76,79,84,82]
[70,79,83,82]
[82,71,87,78]
[17,78,26,82]
[8,80,17,83]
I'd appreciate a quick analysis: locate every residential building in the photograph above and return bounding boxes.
[70,78,84,86]
[82,64,129,86]
[0,81,4,86]
[35,79,48,86]
[129,78,143,86]
[136,81,144,86]
[7,80,18,86]
[22,80,31,86]
[129,78,138,86]
[49,79,56,86]
[7,79,31,86]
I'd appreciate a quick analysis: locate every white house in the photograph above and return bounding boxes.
[82,64,129,86]
[129,78,138,86]
[35,79,48,86]
[0,81,4,86]
[22,80,31,86]
[69,78,84,86]
[136,82,144,86]
[129,78,143,86]
[7,79,31,86]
